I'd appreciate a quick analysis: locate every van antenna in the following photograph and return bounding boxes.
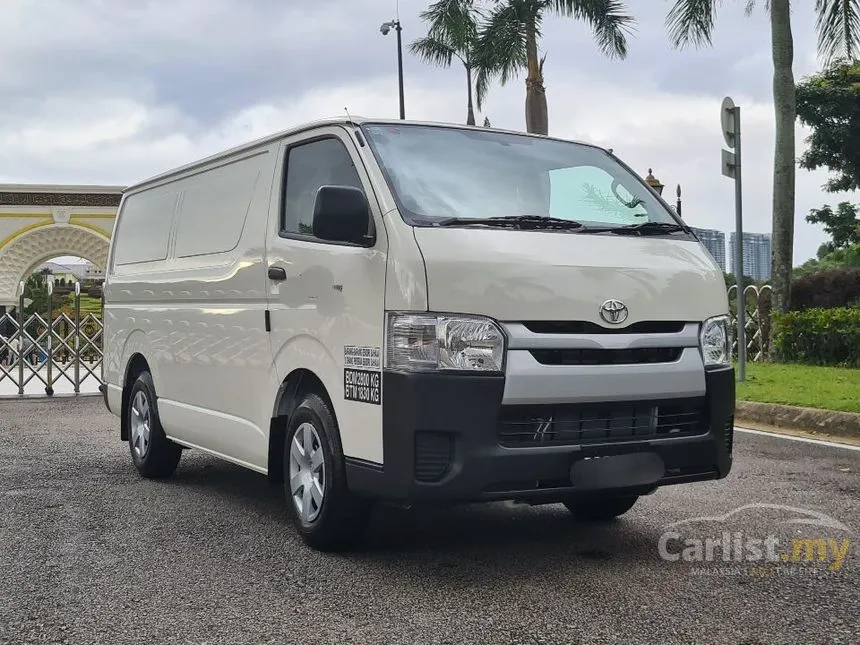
[344,106,354,124]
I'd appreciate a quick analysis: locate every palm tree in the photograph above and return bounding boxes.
[665,0,860,314]
[471,0,636,135]
[410,1,483,125]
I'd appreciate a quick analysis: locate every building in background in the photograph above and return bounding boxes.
[691,227,727,271]
[729,232,772,282]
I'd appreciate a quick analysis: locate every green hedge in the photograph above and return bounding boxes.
[772,306,860,367]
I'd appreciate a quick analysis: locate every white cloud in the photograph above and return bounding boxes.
[0,0,851,268]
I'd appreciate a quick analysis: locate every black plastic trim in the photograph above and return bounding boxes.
[344,367,736,504]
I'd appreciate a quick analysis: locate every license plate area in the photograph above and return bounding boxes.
[569,452,665,490]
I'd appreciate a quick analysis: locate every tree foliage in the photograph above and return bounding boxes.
[23,271,51,317]
[796,59,860,193]
[410,1,483,125]
[806,201,860,252]
[471,0,635,135]
[793,242,860,278]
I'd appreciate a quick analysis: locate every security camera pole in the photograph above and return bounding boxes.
[721,96,746,382]
[380,19,405,120]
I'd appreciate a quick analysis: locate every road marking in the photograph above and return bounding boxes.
[736,427,860,452]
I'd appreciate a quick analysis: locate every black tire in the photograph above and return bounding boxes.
[127,370,182,479]
[283,393,373,552]
[564,496,639,521]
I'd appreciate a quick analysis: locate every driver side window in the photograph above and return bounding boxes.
[281,137,364,237]
[548,165,648,225]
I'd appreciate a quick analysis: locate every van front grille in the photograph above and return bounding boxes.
[529,347,683,366]
[521,321,687,335]
[499,398,709,447]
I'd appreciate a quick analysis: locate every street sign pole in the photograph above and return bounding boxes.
[721,96,746,382]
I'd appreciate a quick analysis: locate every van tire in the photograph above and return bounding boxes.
[127,371,182,479]
[283,393,372,551]
[563,496,639,521]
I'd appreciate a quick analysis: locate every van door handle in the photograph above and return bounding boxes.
[268,266,287,281]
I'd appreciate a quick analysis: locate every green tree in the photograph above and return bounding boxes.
[806,201,860,251]
[796,59,860,193]
[664,0,860,315]
[23,271,51,317]
[793,243,860,277]
[472,0,635,135]
[411,1,483,125]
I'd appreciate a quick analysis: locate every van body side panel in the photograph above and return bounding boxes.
[103,144,280,471]
[265,127,389,465]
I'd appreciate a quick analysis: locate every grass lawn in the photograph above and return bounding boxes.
[736,362,860,413]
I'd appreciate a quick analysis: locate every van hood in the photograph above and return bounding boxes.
[412,227,728,325]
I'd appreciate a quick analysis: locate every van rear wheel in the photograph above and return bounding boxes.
[127,371,182,479]
[283,393,372,551]
[563,495,639,521]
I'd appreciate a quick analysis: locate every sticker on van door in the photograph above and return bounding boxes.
[344,345,381,405]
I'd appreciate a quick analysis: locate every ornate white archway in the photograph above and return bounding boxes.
[0,224,110,305]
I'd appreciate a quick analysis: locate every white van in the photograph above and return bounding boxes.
[101,117,735,551]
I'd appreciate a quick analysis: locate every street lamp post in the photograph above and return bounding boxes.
[644,168,664,195]
[380,19,405,120]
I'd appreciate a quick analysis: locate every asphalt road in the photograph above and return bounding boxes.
[1,397,858,645]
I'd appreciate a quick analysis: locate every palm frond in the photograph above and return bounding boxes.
[553,0,636,58]
[419,0,480,59]
[815,0,860,64]
[473,2,529,109]
[665,0,720,49]
[409,35,460,67]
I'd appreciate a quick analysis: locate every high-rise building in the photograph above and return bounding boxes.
[691,227,727,271]
[729,232,772,282]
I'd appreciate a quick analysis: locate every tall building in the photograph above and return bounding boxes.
[729,232,772,282]
[691,227,727,271]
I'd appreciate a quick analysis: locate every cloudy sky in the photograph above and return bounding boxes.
[1,0,852,265]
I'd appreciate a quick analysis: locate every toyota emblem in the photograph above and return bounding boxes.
[599,299,629,325]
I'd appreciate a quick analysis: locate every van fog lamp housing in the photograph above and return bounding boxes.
[700,315,731,368]
[385,313,505,372]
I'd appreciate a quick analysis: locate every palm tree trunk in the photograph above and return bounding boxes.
[465,65,476,125]
[770,0,795,315]
[525,18,547,135]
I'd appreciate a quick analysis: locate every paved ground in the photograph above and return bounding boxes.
[1,397,858,645]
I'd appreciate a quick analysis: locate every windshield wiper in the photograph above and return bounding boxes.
[579,221,688,236]
[433,215,585,230]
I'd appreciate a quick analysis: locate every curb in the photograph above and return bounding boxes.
[735,401,860,441]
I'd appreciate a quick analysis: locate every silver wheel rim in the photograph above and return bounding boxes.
[130,390,152,460]
[289,422,326,523]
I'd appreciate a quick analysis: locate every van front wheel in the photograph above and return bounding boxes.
[283,393,372,551]
[127,371,182,479]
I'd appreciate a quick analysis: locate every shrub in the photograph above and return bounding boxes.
[772,306,860,367]
[789,267,860,311]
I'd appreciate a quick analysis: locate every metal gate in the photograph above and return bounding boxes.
[0,281,103,397]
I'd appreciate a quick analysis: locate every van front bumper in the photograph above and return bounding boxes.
[345,367,735,504]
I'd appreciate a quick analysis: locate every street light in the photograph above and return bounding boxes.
[380,19,405,120]
[644,168,664,195]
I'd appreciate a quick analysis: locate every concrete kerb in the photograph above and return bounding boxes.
[736,401,860,442]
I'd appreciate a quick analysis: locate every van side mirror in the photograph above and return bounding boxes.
[312,185,373,245]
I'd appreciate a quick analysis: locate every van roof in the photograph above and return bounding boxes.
[123,116,607,194]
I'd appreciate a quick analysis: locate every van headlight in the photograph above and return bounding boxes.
[385,313,505,373]
[700,315,731,368]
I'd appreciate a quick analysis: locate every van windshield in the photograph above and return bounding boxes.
[361,123,680,230]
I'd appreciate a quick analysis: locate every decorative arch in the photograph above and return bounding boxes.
[0,223,109,304]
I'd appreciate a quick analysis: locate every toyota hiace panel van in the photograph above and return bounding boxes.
[101,117,735,551]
